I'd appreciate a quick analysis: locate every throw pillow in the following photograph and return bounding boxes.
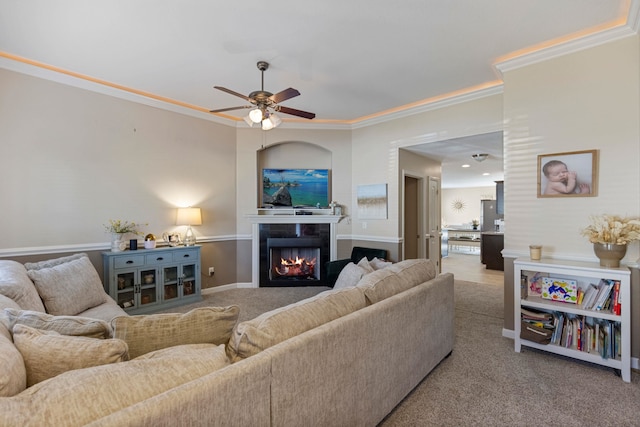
[0,260,47,312]
[387,258,437,287]
[356,268,411,305]
[12,324,128,386]
[27,255,106,316]
[333,262,366,289]
[227,286,366,362]
[369,257,393,270]
[111,306,239,359]
[24,253,87,271]
[1,308,112,339]
[357,256,375,273]
[0,331,26,397]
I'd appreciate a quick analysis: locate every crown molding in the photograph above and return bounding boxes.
[495,23,637,74]
[351,85,504,129]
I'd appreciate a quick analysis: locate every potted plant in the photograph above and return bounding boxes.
[104,220,146,252]
[471,219,480,230]
[581,215,640,267]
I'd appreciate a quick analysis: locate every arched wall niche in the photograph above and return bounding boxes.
[256,141,332,207]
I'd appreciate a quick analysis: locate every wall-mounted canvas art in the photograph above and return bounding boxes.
[262,169,330,208]
[537,149,598,197]
[357,184,388,219]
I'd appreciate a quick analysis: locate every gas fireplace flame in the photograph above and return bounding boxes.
[274,256,317,277]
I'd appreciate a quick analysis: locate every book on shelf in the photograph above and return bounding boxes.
[580,283,599,310]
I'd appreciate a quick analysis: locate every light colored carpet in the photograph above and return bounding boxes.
[380,279,640,426]
[163,280,640,426]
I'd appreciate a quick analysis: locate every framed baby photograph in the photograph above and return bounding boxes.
[537,149,598,198]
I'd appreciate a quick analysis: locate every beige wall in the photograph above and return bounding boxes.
[0,68,238,287]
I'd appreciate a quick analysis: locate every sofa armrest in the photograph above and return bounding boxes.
[325,259,352,287]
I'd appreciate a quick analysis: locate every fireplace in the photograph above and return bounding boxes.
[247,212,342,287]
[259,223,330,287]
[268,237,322,283]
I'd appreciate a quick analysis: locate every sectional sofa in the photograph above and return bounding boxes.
[0,253,454,426]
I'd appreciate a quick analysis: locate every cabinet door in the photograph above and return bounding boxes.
[114,270,136,309]
[139,268,159,307]
[180,263,198,297]
[162,266,180,301]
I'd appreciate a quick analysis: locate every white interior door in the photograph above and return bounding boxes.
[427,177,442,271]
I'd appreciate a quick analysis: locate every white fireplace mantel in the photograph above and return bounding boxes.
[246,212,343,287]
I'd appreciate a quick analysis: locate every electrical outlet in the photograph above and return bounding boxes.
[208,267,215,276]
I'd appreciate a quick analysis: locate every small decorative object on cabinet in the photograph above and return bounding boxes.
[514,257,631,382]
[102,246,202,314]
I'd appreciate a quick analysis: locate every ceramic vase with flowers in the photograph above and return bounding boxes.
[104,220,147,252]
[581,215,640,267]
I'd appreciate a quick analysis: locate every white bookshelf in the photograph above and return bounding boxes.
[514,258,631,382]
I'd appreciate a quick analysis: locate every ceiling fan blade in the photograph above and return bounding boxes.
[269,87,300,104]
[214,86,253,102]
[277,105,316,120]
[209,105,252,113]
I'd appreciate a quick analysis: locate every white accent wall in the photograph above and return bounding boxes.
[502,34,640,264]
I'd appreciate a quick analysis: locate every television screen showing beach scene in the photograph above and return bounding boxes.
[262,169,330,208]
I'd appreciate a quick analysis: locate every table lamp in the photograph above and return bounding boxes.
[176,207,202,246]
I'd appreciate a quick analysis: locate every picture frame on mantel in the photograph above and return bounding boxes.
[537,149,598,198]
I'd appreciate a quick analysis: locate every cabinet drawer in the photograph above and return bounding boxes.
[173,249,199,262]
[113,255,145,269]
[145,253,171,265]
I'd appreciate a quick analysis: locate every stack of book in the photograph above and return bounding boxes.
[578,279,621,314]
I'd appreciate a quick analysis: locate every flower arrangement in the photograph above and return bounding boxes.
[581,215,640,245]
[104,219,146,235]
[471,219,480,226]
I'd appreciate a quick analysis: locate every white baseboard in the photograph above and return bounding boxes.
[201,282,256,295]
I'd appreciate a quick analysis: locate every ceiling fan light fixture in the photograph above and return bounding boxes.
[249,108,263,123]
[269,113,282,127]
[243,115,255,127]
[472,153,489,162]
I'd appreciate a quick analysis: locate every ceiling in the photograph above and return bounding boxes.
[0,0,633,187]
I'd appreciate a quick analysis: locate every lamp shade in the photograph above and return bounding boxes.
[176,207,202,226]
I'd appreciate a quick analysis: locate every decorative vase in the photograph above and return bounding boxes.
[111,233,126,252]
[593,243,627,268]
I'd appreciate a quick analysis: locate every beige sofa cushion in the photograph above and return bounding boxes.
[227,286,366,362]
[111,306,239,359]
[356,268,410,305]
[0,260,46,312]
[387,258,437,287]
[13,324,129,386]
[0,343,229,427]
[26,255,106,316]
[1,308,112,339]
[0,331,26,397]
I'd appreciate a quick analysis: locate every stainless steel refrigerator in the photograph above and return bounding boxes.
[480,199,503,231]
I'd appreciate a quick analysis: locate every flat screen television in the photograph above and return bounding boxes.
[262,168,330,208]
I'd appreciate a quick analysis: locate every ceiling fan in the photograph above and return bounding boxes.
[209,61,315,130]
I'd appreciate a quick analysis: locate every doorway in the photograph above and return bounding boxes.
[403,175,420,259]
